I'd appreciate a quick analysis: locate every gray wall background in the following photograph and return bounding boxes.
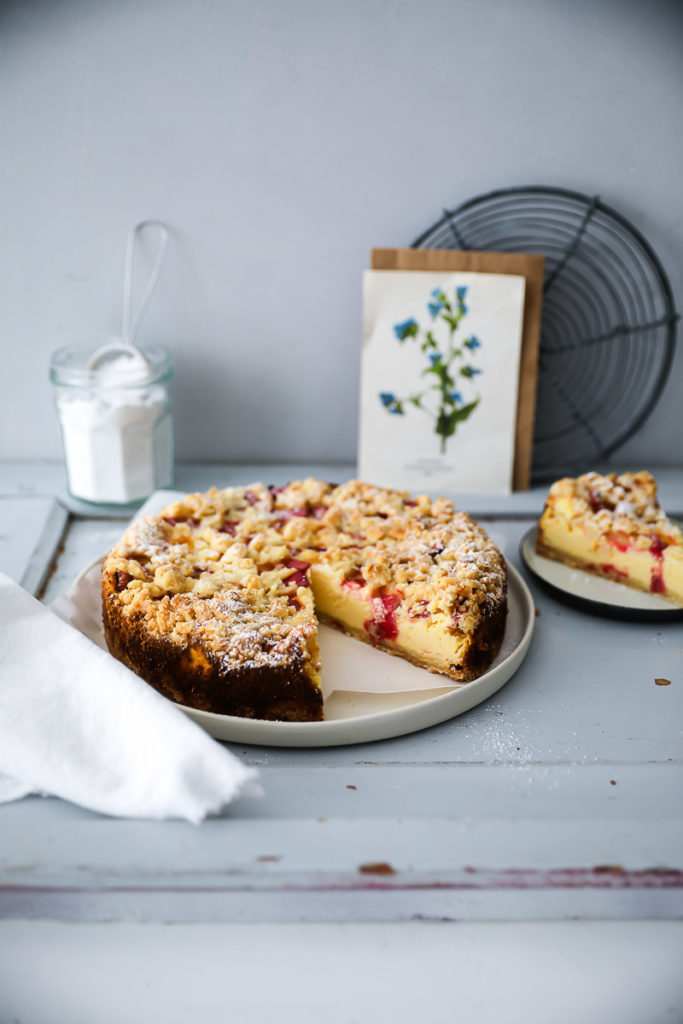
[1,0,681,465]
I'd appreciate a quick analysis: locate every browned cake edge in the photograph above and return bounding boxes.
[101,574,324,722]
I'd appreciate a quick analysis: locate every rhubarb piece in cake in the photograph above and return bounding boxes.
[536,471,683,606]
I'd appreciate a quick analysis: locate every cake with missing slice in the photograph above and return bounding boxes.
[102,479,508,720]
[536,470,683,605]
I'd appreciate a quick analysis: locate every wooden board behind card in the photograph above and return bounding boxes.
[371,248,544,491]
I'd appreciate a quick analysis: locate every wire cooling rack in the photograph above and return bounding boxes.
[413,186,678,482]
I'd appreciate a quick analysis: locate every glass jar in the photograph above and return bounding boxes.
[50,343,174,505]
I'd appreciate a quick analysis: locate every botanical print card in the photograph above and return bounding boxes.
[359,269,527,494]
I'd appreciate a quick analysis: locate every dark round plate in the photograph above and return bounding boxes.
[413,186,679,483]
[520,525,683,623]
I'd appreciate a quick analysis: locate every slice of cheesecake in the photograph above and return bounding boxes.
[102,504,324,721]
[308,523,507,683]
[269,478,508,683]
[536,471,683,606]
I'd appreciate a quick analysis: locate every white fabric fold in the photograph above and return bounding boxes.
[0,571,260,822]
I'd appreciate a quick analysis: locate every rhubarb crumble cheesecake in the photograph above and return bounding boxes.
[102,479,508,721]
[536,471,683,605]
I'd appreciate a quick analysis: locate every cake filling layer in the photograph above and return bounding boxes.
[310,564,470,675]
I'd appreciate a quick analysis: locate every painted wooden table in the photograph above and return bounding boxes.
[1,461,682,1024]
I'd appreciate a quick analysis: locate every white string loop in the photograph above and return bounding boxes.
[86,220,169,372]
[122,220,169,347]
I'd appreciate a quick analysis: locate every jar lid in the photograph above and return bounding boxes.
[50,343,173,389]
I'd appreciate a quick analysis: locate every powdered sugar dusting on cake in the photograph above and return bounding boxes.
[194,593,314,671]
[120,516,170,558]
[614,500,635,518]
[103,477,509,687]
[548,470,681,542]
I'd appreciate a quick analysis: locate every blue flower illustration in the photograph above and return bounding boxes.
[394,318,419,341]
[428,288,444,319]
[379,392,405,415]
[380,285,483,453]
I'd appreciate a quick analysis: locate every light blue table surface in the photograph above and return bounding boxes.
[1,461,681,1024]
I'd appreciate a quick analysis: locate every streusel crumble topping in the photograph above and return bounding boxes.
[106,479,506,651]
[545,471,682,550]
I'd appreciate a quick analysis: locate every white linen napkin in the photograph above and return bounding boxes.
[0,571,260,822]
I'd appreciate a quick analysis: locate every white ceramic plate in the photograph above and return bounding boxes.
[520,525,683,622]
[59,557,534,748]
[179,562,535,747]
